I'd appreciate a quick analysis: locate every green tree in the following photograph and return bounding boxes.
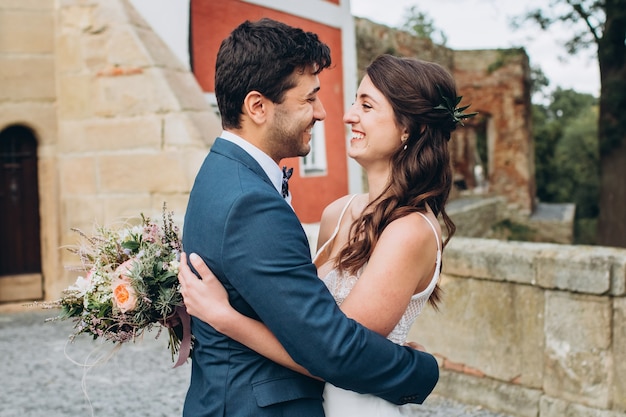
[554,106,600,216]
[530,66,551,100]
[515,0,626,247]
[534,88,600,243]
[550,87,597,119]
[533,103,562,201]
[401,5,447,45]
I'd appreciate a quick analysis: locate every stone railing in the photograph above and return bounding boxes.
[409,237,626,417]
[445,196,506,238]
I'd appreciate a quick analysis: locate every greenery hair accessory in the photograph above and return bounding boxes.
[433,85,478,126]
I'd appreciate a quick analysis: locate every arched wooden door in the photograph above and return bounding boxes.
[0,125,43,302]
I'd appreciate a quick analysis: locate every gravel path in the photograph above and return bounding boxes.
[0,309,513,417]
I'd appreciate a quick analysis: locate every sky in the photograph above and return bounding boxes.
[350,0,601,98]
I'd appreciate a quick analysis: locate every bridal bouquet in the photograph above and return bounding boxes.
[45,205,191,366]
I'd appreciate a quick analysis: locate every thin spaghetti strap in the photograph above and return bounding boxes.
[315,194,358,259]
[415,212,441,252]
[333,194,358,236]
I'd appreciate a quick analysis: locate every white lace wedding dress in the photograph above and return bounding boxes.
[313,195,441,416]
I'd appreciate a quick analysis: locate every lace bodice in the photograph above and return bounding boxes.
[314,195,441,345]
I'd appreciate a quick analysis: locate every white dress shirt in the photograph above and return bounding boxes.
[219,130,292,205]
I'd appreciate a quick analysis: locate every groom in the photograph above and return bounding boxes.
[182,18,439,416]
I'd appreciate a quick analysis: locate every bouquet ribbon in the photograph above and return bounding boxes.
[173,305,192,368]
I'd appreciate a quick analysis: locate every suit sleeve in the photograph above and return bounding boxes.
[221,191,438,405]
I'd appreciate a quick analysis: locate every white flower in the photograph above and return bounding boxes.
[118,225,143,242]
[68,275,92,297]
[168,260,180,275]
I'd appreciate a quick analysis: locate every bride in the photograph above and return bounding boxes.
[179,54,474,416]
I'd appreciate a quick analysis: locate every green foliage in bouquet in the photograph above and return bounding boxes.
[45,204,188,363]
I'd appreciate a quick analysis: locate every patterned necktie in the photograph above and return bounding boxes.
[281,166,293,198]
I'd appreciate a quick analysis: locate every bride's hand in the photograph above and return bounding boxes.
[178,252,234,331]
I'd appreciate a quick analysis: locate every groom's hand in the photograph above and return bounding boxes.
[404,341,426,352]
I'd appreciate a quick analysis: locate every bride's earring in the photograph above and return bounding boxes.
[401,134,408,150]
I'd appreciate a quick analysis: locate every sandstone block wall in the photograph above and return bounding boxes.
[409,237,626,417]
[1,0,222,301]
[445,196,507,238]
[0,0,57,302]
[51,0,222,297]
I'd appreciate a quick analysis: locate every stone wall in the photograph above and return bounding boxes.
[409,238,626,417]
[444,197,576,244]
[353,17,454,79]
[0,0,57,301]
[453,49,535,216]
[445,196,507,238]
[52,0,222,296]
[0,0,222,300]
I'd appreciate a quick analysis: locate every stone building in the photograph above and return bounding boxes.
[0,0,221,302]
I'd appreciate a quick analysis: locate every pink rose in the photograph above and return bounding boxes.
[112,259,137,313]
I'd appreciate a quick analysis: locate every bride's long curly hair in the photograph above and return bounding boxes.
[336,54,460,308]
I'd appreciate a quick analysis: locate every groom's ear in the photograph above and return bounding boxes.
[243,91,269,125]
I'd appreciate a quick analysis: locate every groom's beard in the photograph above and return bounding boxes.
[269,108,313,159]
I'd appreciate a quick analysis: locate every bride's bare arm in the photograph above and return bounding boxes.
[337,213,439,336]
[177,252,315,378]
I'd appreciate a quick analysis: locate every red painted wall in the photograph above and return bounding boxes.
[190,0,348,223]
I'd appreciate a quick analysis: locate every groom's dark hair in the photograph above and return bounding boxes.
[215,18,332,129]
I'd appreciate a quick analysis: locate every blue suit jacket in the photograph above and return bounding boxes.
[182,138,438,416]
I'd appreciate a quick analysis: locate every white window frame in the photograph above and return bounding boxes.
[300,121,327,176]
